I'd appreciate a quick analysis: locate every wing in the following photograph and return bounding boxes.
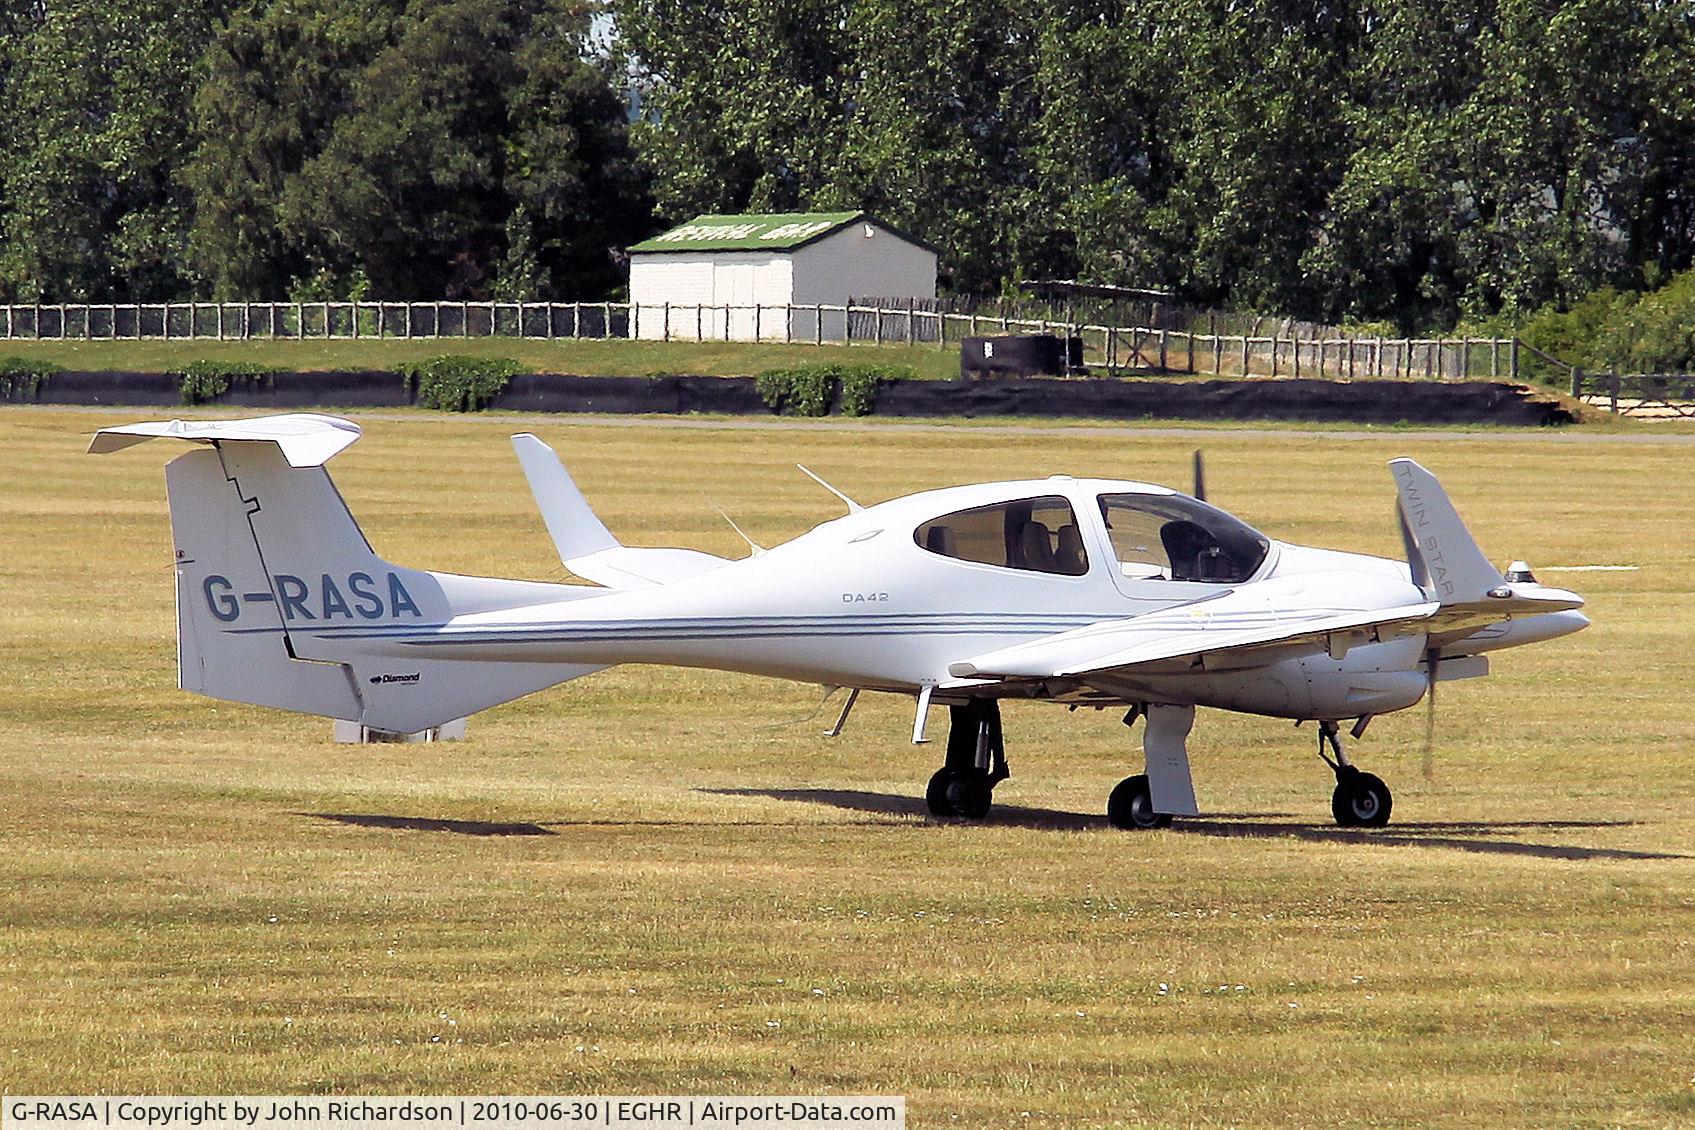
[948,577,1439,681]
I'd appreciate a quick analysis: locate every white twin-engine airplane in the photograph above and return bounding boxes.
[90,413,1588,830]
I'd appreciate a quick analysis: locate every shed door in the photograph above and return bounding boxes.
[719,262,757,339]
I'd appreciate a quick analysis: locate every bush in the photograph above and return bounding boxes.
[170,360,273,405]
[1512,286,1635,372]
[756,366,835,416]
[755,362,913,417]
[1594,270,1695,373]
[396,355,527,412]
[0,356,62,398]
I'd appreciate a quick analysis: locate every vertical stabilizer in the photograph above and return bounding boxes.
[1388,459,1503,604]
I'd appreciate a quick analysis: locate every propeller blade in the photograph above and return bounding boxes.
[1398,498,1432,594]
[1422,647,1438,780]
[1192,449,1207,502]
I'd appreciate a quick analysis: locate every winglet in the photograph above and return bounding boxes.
[511,433,620,563]
[511,432,730,588]
[87,413,361,468]
[1388,458,1502,603]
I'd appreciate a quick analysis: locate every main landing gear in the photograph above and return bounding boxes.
[1107,703,1200,830]
[925,699,1008,819]
[1317,720,1392,827]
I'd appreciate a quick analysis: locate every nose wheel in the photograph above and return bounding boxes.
[1318,720,1392,827]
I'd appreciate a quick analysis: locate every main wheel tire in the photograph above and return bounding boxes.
[926,767,993,819]
[1107,774,1172,830]
[925,767,960,817]
[944,768,994,819]
[1331,770,1392,828]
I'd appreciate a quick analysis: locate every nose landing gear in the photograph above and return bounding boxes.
[1317,720,1392,827]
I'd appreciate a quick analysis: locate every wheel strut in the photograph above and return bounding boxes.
[1315,719,1393,828]
[925,700,1006,819]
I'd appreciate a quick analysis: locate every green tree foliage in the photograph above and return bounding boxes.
[1,0,1693,333]
[187,0,650,299]
[617,0,1695,330]
[0,0,226,300]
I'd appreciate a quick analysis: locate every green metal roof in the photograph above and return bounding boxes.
[628,211,870,253]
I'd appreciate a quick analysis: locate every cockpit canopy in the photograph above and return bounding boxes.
[1097,492,1269,583]
[911,487,1270,584]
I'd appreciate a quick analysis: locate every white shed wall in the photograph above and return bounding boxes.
[629,252,793,341]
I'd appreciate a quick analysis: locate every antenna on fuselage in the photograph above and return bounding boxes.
[1192,449,1208,502]
[795,464,864,514]
[698,490,766,557]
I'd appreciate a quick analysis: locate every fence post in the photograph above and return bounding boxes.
[1510,338,1520,382]
[1490,339,1499,379]
[1158,328,1168,371]
[815,304,823,346]
[907,298,916,344]
[1292,330,1300,378]
[786,304,793,344]
[754,303,762,342]
[1460,338,1471,380]
[661,302,669,342]
[695,304,702,342]
[603,302,611,340]
[1570,367,1582,398]
[1270,335,1280,378]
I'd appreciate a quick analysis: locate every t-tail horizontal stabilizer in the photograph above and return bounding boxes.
[510,432,729,588]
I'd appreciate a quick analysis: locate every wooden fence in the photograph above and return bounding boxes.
[0,300,1526,381]
[1572,372,1695,416]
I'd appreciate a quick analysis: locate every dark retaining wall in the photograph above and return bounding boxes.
[10,369,1578,426]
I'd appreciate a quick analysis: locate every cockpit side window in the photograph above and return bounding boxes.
[1098,493,1270,583]
[914,495,1089,577]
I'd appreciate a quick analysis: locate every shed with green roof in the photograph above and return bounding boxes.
[627,211,937,341]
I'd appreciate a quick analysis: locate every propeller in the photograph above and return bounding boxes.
[1422,647,1438,780]
[1398,495,1439,778]
[1192,449,1207,502]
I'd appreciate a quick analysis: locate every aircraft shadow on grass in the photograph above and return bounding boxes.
[298,797,1685,863]
[702,788,1688,863]
[297,810,912,837]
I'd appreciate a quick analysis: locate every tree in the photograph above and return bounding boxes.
[0,0,226,300]
[188,0,650,299]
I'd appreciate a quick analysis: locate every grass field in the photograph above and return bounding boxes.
[0,337,963,381]
[4,406,1694,1125]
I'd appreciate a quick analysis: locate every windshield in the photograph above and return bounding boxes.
[1097,492,1269,583]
